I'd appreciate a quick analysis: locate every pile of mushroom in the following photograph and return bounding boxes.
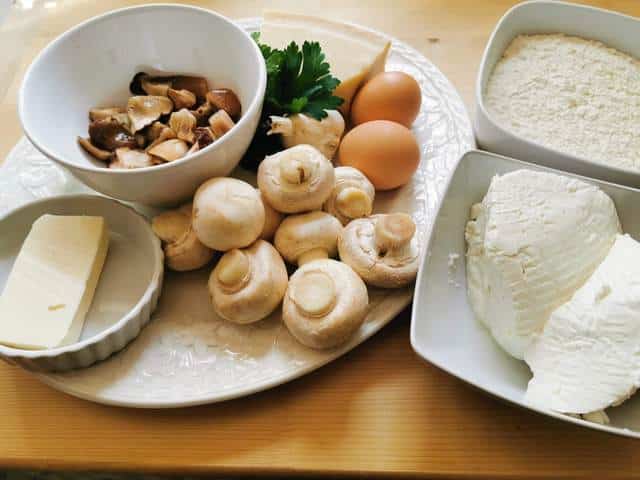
[78,72,241,169]
[150,143,420,350]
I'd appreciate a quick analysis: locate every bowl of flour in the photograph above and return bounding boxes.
[475,0,640,187]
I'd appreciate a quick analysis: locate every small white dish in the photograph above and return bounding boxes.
[411,149,640,438]
[19,4,266,207]
[0,195,164,372]
[475,0,640,188]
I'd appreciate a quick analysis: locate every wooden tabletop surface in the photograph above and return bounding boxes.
[2,0,640,478]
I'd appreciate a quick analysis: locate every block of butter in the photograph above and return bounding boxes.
[260,11,391,116]
[0,215,109,349]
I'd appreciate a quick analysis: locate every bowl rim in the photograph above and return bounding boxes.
[475,0,640,180]
[0,194,164,360]
[18,3,267,175]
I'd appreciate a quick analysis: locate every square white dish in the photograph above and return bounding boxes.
[410,149,640,438]
[475,0,640,188]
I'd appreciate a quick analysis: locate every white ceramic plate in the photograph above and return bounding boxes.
[1,18,474,407]
[411,150,640,438]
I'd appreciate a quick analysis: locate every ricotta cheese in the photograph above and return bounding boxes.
[485,34,640,171]
[465,169,620,359]
[525,234,640,416]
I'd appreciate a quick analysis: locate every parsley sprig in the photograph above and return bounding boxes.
[252,32,343,120]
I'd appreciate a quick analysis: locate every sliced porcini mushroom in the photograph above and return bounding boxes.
[109,147,156,169]
[77,137,112,162]
[172,75,209,101]
[324,166,375,225]
[192,177,265,251]
[89,107,126,122]
[127,95,173,133]
[209,240,288,324]
[257,144,335,214]
[152,203,214,271]
[167,88,196,110]
[257,189,283,241]
[147,139,189,162]
[208,110,235,138]
[283,259,368,349]
[145,124,177,151]
[274,211,342,266]
[206,88,241,120]
[169,109,197,143]
[338,213,419,288]
[191,101,215,126]
[88,117,137,151]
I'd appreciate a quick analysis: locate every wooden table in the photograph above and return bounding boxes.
[1,0,640,478]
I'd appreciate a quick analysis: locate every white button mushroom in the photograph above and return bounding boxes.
[192,178,265,251]
[209,240,288,324]
[267,110,345,160]
[152,203,214,271]
[257,144,335,214]
[274,211,342,266]
[283,259,368,349]
[338,213,420,288]
[323,166,375,225]
[256,189,283,241]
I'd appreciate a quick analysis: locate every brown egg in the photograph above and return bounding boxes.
[351,71,422,127]
[338,120,420,191]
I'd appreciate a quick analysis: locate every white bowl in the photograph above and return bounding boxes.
[411,149,640,438]
[19,4,266,207]
[475,0,640,188]
[0,195,164,372]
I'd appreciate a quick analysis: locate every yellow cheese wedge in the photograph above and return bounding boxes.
[260,11,391,116]
[0,215,109,349]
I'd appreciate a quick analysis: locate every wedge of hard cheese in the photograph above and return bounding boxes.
[260,11,391,116]
[0,215,109,349]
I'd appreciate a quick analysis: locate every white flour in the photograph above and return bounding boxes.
[485,34,640,172]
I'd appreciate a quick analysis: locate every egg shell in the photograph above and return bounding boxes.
[337,120,420,191]
[350,71,422,127]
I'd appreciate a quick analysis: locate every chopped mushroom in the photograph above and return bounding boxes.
[191,101,215,126]
[130,73,209,100]
[152,203,214,271]
[206,89,241,120]
[338,213,419,288]
[140,75,172,96]
[283,259,368,349]
[209,240,288,324]
[145,124,177,151]
[208,110,235,138]
[77,137,112,162]
[127,95,173,133]
[168,88,196,110]
[192,177,265,251]
[147,139,189,162]
[257,144,335,214]
[188,127,216,155]
[324,166,375,225]
[172,76,209,101]
[274,211,342,266]
[169,109,197,143]
[110,147,156,169]
[88,118,137,151]
[89,107,126,122]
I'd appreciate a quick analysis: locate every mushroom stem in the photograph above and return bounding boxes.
[335,187,373,220]
[298,248,329,266]
[374,213,416,255]
[280,157,312,184]
[216,249,251,292]
[291,271,337,317]
[268,116,294,136]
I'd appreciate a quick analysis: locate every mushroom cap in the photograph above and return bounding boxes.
[193,177,265,251]
[274,211,342,265]
[88,117,137,151]
[257,144,335,214]
[338,213,419,288]
[152,203,214,272]
[169,109,197,143]
[147,139,189,162]
[323,166,375,225]
[167,88,197,110]
[209,240,288,324]
[257,189,283,241]
[111,147,157,169]
[127,95,173,133]
[206,88,242,120]
[283,259,368,349]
